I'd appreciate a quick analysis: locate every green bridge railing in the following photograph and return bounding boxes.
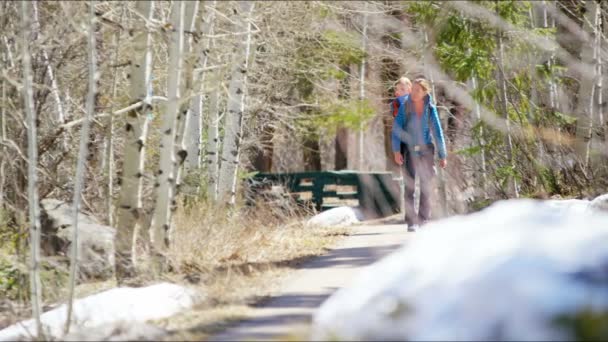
[247,170,401,218]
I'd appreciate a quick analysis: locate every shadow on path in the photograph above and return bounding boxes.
[202,225,407,341]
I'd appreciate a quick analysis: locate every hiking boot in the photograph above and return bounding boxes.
[408,224,418,232]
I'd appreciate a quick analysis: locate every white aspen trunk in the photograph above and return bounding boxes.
[529,6,545,170]
[1,52,5,144]
[170,0,198,208]
[217,1,255,204]
[206,68,221,201]
[574,0,598,168]
[604,1,608,151]
[149,1,184,255]
[358,3,367,171]
[185,0,217,172]
[0,52,5,208]
[64,1,96,334]
[593,3,603,160]
[2,36,15,68]
[103,7,124,228]
[423,29,449,216]
[542,0,558,111]
[496,28,519,198]
[471,76,487,194]
[21,1,42,337]
[32,2,66,124]
[115,0,154,281]
[596,15,603,131]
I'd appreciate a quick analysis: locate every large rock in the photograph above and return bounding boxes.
[40,199,115,280]
[311,199,608,341]
[0,282,200,341]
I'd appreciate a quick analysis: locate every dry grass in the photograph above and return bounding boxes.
[0,198,351,338]
[150,198,350,339]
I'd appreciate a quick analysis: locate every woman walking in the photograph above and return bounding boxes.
[391,78,447,232]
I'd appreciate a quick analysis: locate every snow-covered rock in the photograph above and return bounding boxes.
[40,199,116,279]
[306,206,364,228]
[0,282,201,341]
[590,193,608,213]
[311,199,608,341]
[544,198,591,215]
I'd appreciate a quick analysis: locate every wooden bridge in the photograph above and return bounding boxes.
[247,170,401,217]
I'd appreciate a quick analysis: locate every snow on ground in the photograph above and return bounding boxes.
[306,206,364,228]
[311,197,608,341]
[0,282,200,341]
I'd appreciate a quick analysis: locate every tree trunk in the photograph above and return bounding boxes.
[423,28,449,216]
[150,0,184,257]
[217,1,255,204]
[470,76,487,194]
[170,0,198,210]
[496,26,519,198]
[601,0,608,148]
[21,0,42,336]
[303,129,322,172]
[103,5,125,227]
[251,121,274,172]
[358,3,368,171]
[593,1,602,165]
[32,2,66,125]
[185,0,217,173]
[574,0,598,169]
[380,55,401,173]
[64,1,97,334]
[542,0,558,111]
[114,0,154,281]
[0,52,5,208]
[205,68,221,201]
[335,65,350,171]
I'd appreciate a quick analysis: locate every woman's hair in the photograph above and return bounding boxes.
[413,78,431,93]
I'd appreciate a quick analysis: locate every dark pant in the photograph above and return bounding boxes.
[403,144,436,226]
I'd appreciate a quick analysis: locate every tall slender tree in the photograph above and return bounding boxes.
[358,3,368,170]
[495,22,519,198]
[21,0,42,337]
[115,0,154,281]
[217,1,255,203]
[205,67,221,201]
[102,4,125,227]
[170,0,198,211]
[574,0,599,169]
[185,0,218,173]
[149,0,185,256]
[64,0,97,334]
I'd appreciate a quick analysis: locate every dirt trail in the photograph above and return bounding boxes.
[208,223,409,341]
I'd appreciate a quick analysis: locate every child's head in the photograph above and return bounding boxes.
[394,77,412,97]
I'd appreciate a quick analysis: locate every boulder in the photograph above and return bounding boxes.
[40,199,115,280]
[311,199,608,341]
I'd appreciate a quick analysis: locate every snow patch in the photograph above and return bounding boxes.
[0,282,200,341]
[306,206,363,228]
[311,198,608,341]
